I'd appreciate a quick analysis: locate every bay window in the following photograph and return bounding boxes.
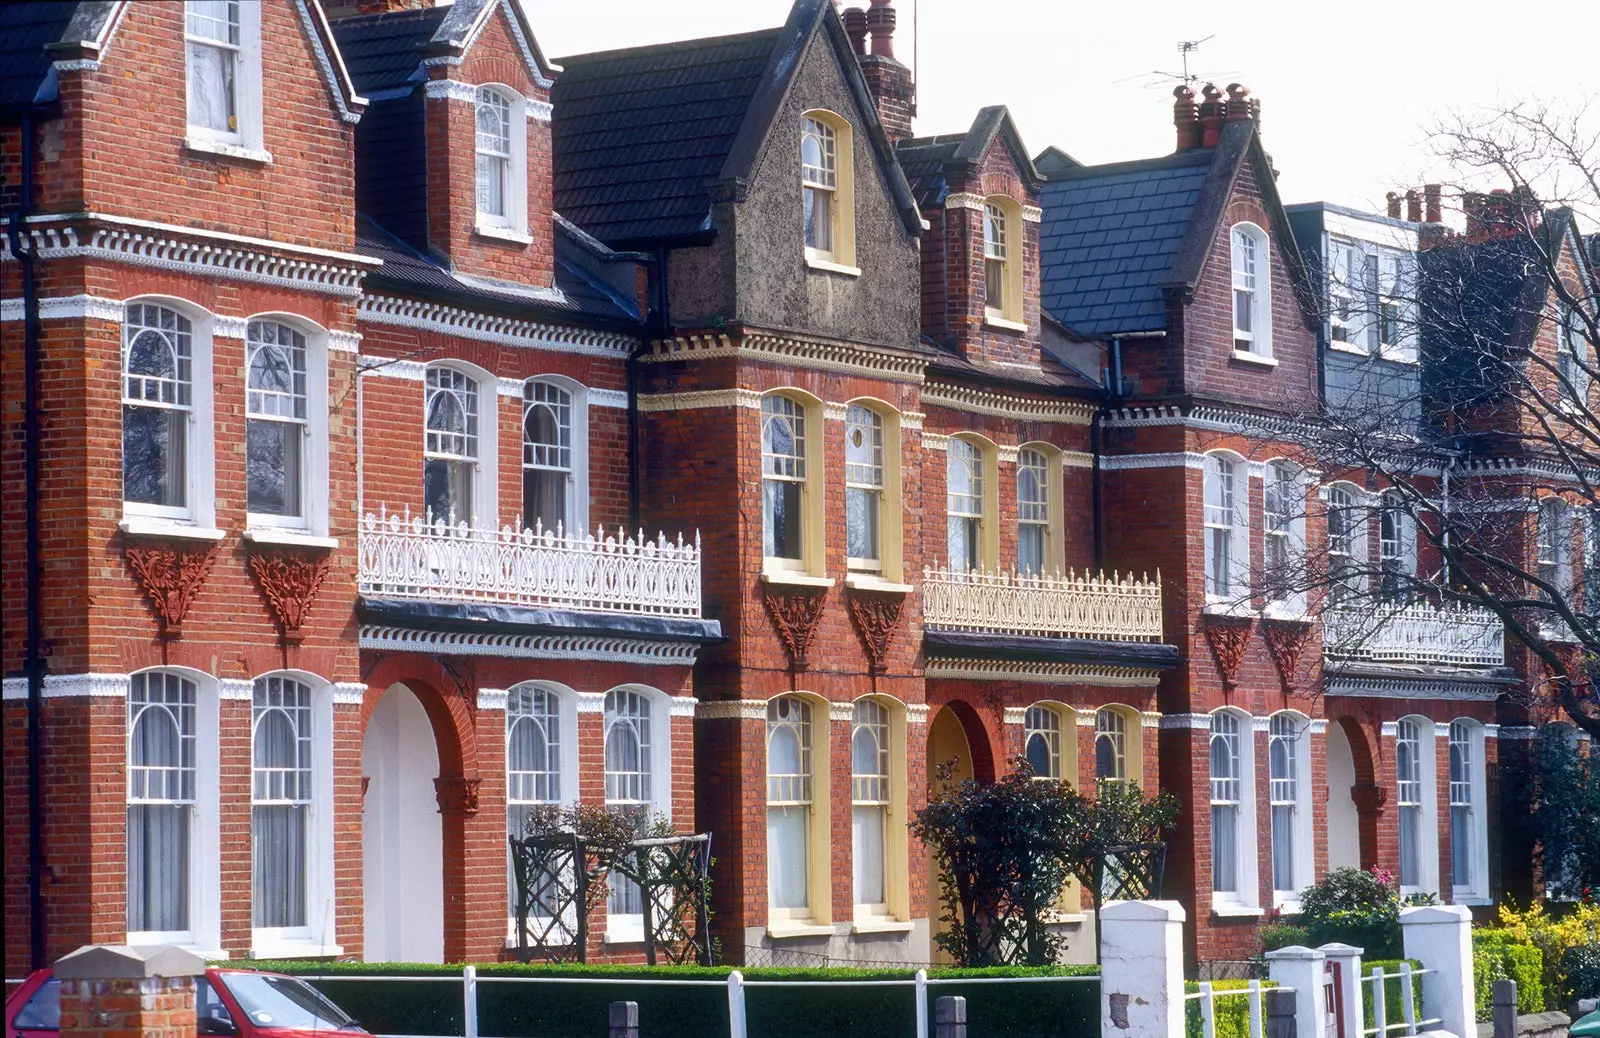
[1395,718,1434,893]
[604,689,654,927]
[1209,710,1255,907]
[123,304,195,517]
[766,696,814,917]
[1448,721,1476,898]
[947,438,986,572]
[1264,462,1305,612]
[1204,453,1246,599]
[761,394,811,570]
[1024,704,1064,781]
[1018,448,1050,576]
[507,685,562,922]
[245,321,308,523]
[1095,708,1128,789]
[1269,713,1311,903]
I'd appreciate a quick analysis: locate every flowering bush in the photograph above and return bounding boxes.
[1484,898,1600,1006]
[1295,866,1434,958]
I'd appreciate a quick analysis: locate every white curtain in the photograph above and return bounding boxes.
[1271,805,1294,892]
[1398,806,1420,888]
[127,804,189,932]
[1211,805,1237,893]
[767,806,809,910]
[253,804,306,928]
[186,42,234,133]
[852,806,885,906]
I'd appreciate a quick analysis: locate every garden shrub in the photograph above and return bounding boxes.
[1256,922,1310,953]
[1492,899,1600,1006]
[1183,980,1278,1038]
[1296,867,1432,959]
[1559,941,1600,1003]
[1473,931,1544,1020]
[1359,960,1425,1032]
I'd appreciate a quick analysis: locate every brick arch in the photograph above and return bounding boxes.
[934,699,999,784]
[1333,715,1382,869]
[1334,716,1376,785]
[359,655,476,779]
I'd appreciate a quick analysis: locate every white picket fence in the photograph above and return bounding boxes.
[1360,963,1441,1038]
[1188,980,1275,1038]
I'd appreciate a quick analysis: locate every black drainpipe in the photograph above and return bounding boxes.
[1091,337,1124,573]
[628,246,672,531]
[9,110,47,971]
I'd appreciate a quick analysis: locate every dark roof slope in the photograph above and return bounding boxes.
[329,6,448,94]
[895,107,1042,213]
[893,135,964,210]
[551,28,781,247]
[0,2,83,110]
[1037,150,1212,336]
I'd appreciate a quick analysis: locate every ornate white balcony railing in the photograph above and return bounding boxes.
[1322,601,1503,666]
[922,565,1164,642]
[358,510,703,618]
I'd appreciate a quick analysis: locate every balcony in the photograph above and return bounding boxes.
[921,566,1164,642]
[358,510,704,619]
[1322,601,1504,667]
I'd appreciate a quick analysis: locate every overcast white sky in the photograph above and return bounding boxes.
[520,0,1596,216]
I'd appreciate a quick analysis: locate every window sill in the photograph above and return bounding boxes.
[761,570,835,589]
[604,928,645,946]
[120,516,228,542]
[1203,599,1256,618]
[185,136,272,164]
[767,921,836,939]
[850,918,914,935]
[804,256,861,278]
[1377,349,1419,366]
[1327,340,1371,357]
[1452,894,1493,907]
[505,936,575,951]
[1040,912,1087,926]
[845,573,913,594]
[1273,899,1304,915]
[1230,350,1278,368]
[474,223,534,245]
[244,527,340,549]
[249,938,344,959]
[1262,604,1310,622]
[983,314,1029,334]
[1211,904,1265,919]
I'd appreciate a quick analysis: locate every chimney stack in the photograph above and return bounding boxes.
[1463,187,1539,239]
[1173,85,1201,151]
[1387,192,1402,219]
[1406,190,1421,223]
[1423,183,1442,223]
[850,1,915,143]
[1197,83,1225,148]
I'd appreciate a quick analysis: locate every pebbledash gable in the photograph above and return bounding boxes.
[1,0,1585,979]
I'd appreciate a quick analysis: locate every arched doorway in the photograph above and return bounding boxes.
[926,706,977,965]
[1325,721,1361,871]
[362,683,444,962]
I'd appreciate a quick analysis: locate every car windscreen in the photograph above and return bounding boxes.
[13,979,61,1031]
[216,974,359,1032]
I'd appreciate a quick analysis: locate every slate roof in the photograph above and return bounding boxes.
[551,29,782,247]
[329,6,448,94]
[355,214,642,327]
[0,2,83,110]
[895,108,1042,213]
[894,136,966,211]
[1037,150,1214,336]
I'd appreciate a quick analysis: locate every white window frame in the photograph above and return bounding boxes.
[1263,461,1307,616]
[474,85,529,240]
[1394,717,1439,898]
[1230,223,1273,359]
[1379,491,1417,601]
[1447,719,1489,903]
[248,672,337,959]
[184,0,265,159]
[1326,483,1369,603]
[423,363,498,530]
[522,378,588,536]
[851,699,892,919]
[244,317,330,536]
[602,685,672,943]
[1209,709,1259,911]
[1203,453,1248,602]
[505,682,580,937]
[1558,303,1593,411]
[1376,251,1417,363]
[1328,240,1368,352]
[1538,498,1573,601]
[1268,712,1314,908]
[125,669,221,954]
[121,300,217,529]
[947,437,988,572]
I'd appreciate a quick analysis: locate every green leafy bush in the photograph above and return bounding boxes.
[1257,922,1310,953]
[1560,941,1600,1003]
[1359,960,1425,1032]
[1183,981,1278,1038]
[231,960,1101,1038]
[1297,867,1434,958]
[1473,931,1545,1020]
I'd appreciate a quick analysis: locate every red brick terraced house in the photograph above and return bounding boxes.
[4,0,1592,979]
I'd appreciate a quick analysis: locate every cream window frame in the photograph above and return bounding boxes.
[983,198,1026,329]
[1024,703,1076,783]
[765,694,832,930]
[801,110,856,272]
[842,399,904,583]
[850,695,909,925]
[1016,443,1065,577]
[947,435,1000,572]
[761,391,826,579]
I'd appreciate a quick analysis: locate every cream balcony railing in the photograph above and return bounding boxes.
[358,509,703,618]
[922,565,1164,642]
[1322,601,1503,666]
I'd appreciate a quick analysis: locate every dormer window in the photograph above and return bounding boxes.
[800,112,857,273]
[475,86,529,241]
[982,199,1024,328]
[984,204,1008,311]
[185,1,263,157]
[1230,223,1273,360]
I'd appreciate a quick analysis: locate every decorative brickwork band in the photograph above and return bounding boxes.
[1262,617,1313,692]
[846,586,907,673]
[1201,614,1252,689]
[434,775,481,816]
[124,538,222,639]
[247,545,332,644]
[762,582,829,673]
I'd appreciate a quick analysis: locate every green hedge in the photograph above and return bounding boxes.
[1360,960,1426,1032]
[1473,934,1545,1020]
[232,960,1100,1038]
[1183,980,1279,1038]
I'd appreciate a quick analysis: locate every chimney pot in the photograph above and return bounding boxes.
[866,0,896,58]
[1406,189,1421,223]
[1172,85,1200,151]
[1198,83,1225,148]
[1386,192,1402,219]
[1423,183,1442,223]
[1223,82,1254,123]
[842,6,868,55]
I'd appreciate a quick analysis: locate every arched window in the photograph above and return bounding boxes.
[1448,721,1475,895]
[1024,705,1063,780]
[1264,462,1304,611]
[1209,712,1243,897]
[761,394,809,568]
[424,366,479,526]
[1327,483,1366,603]
[252,675,313,931]
[127,671,197,936]
[1018,448,1050,576]
[245,320,308,522]
[1395,718,1424,890]
[123,303,195,515]
[1380,491,1416,600]
[801,116,837,255]
[766,696,813,916]
[1268,714,1304,899]
[1538,498,1573,600]
[476,87,513,220]
[947,438,986,572]
[506,685,562,922]
[845,404,885,571]
[1230,223,1272,358]
[852,700,891,912]
[605,689,653,920]
[982,198,1024,326]
[1204,454,1245,599]
[1095,708,1128,787]
[523,381,573,533]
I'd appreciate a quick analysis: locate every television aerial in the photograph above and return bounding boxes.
[1114,37,1238,89]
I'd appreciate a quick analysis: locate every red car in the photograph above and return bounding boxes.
[5,967,366,1038]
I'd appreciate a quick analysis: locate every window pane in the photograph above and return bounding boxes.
[186,40,236,134]
[852,805,886,906]
[127,804,190,932]
[1451,804,1472,887]
[425,459,473,526]
[846,486,879,561]
[764,480,803,560]
[804,187,833,251]
[1211,804,1237,893]
[246,419,302,517]
[767,807,809,909]
[524,469,566,534]
[1271,804,1295,892]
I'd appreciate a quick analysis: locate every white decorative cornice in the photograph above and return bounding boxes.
[905,703,930,724]
[926,659,1161,687]
[829,702,855,722]
[1324,676,1505,702]
[423,79,479,104]
[588,389,628,409]
[358,357,425,381]
[1158,713,1213,730]
[668,696,699,718]
[575,691,606,713]
[1062,451,1094,470]
[1141,711,1162,728]
[636,389,763,413]
[213,316,248,340]
[218,679,254,701]
[921,382,1095,425]
[923,433,951,450]
[1380,721,1399,737]
[1077,713,1098,727]
[3,673,131,700]
[53,59,101,73]
[328,331,362,353]
[1100,452,1209,472]
[695,700,768,721]
[0,294,124,323]
[1309,719,1330,734]
[5,216,373,297]
[477,688,510,711]
[822,401,850,422]
[527,100,553,123]
[332,682,368,706]
[1002,706,1028,725]
[902,411,925,431]
[1496,726,1538,740]
[996,445,1020,464]
[1252,716,1272,732]
[358,626,702,666]
[644,333,926,384]
[1434,721,1453,737]
[359,295,635,358]
[1020,205,1043,224]
[421,56,462,69]
[944,193,986,212]
[1483,724,1500,738]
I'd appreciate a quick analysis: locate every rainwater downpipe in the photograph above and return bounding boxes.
[628,247,672,532]
[1091,337,1126,573]
[9,109,48,971]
